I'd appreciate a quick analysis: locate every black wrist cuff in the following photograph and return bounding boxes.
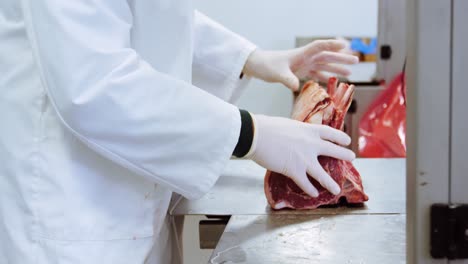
[232,109,254,158]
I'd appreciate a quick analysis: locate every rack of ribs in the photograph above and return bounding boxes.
[264,78,369,210]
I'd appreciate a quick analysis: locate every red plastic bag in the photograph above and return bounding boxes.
[358,72,406,157]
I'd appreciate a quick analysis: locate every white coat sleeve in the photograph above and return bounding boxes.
[21,0,241,200]
[192,11,257,103]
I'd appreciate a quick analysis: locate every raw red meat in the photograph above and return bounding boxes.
[264,78,369,210]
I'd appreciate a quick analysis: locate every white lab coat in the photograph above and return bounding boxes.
[0,0,255,263]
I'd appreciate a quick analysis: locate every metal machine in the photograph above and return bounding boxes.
[169,0,468,263]
[406,0,468,262]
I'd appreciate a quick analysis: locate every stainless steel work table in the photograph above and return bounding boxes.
[169,158,406,263]
[171,158,405,215]
[210,214,405,264]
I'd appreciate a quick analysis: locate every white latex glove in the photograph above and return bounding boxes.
[243,39,359,91]
[247,115,355,197]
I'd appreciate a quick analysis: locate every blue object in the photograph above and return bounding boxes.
[350,38,377,55]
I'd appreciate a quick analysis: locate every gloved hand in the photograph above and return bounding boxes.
[243,39,359,91]
[246,114,355,197]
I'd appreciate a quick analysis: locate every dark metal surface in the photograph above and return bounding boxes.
[199,218,230,249]
[430,204,468,259]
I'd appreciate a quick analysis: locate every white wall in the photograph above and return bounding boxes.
[194,0,378,117]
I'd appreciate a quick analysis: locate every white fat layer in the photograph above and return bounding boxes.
[308,112,323,124]
[322,105,334,121]
[274,201,288,209]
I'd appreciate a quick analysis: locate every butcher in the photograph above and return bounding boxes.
[0,1,358,263]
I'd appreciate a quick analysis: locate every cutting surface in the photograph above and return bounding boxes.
[171,158,405,215]
[210,214,405,264]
